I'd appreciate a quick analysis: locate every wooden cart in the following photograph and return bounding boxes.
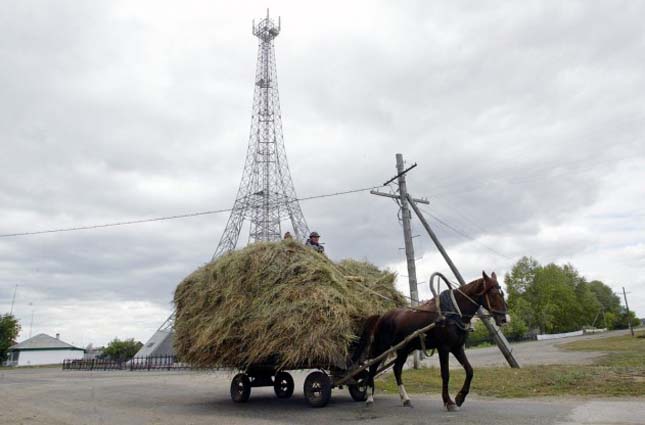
[229,320,437,407]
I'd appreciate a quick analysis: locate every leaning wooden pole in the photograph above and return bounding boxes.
[406,192,521,368]
[622,287,635,337]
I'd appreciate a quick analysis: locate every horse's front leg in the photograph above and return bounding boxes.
[452,344,473,407]
[439,347,458,411]
[365,361,380,406]
[393,350,412,407]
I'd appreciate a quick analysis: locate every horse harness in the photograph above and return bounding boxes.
[416,278,508,352]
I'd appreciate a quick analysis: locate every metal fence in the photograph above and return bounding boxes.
[62,355,201,371]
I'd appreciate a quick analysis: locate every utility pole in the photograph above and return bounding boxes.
[373,153,520,368]
[622,287,635,337]
[395,154,420,369]
[371,154,429,368]
[396,153,420,305]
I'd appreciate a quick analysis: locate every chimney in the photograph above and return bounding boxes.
[56,333,60,340]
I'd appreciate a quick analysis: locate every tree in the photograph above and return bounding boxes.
[574,280,602,328]
[588,280,621,314]
[530,263,581,333]
[504,256,540,306]
[505,258,612,335]
[102,338,143,362]
[0,314,21,363]
[502,310,529,341]
[508,296,535,331]
[612,309,641,330]
[466,319,492,347]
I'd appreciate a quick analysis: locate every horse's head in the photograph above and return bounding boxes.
[477,271,508,326]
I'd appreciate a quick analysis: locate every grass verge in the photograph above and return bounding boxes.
[377,331,645,398]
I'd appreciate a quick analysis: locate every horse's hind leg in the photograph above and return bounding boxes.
[439,347,458,411]
[393,350,413,407]
[452,345,473,407]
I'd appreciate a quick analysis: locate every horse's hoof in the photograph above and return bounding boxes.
[365,401,374,408]
[403,400,413,408]
[446,403,459,412]
[455,393,466,406]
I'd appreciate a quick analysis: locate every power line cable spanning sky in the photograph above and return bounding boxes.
[0,152,636,239]
[0,185,381,238]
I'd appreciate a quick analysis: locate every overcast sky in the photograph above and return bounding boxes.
[1,1,643,347]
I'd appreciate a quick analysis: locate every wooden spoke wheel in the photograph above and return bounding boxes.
[303,371,332,408]
[273,371,295,399]
[230,373,251,403]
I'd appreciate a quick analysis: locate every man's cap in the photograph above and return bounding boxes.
[310,231,320,238]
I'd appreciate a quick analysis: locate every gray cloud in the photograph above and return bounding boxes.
[1,0,644,345]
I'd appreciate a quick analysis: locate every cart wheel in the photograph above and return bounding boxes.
[274,371,294,399]
[348,381,368,402]
[303,371,332,408]
[230,373,251,403]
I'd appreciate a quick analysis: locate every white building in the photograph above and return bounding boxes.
[6,333,84,367]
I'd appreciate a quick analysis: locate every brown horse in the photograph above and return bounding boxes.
[354,271,508,409]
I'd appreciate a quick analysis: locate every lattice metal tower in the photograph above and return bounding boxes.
[136,11,310,358]
[212,9,309,260]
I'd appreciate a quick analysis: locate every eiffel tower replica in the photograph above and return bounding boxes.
[213,9,309,258]
[135,10,310,358]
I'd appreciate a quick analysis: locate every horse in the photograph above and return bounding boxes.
[353,271,508,410]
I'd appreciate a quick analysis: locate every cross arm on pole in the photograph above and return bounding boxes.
[370,190,429,205]
[383,163,418,186]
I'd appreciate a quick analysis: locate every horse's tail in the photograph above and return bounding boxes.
[351,314,381,365]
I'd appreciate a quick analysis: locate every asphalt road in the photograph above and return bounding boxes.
[1,368,643,425]
[1,330,642,425]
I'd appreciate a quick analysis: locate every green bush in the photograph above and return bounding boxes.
[102,338,142,361]
[466,320,491,347]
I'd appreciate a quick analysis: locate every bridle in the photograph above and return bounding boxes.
[481,284,508,317]
[429,272,508,319]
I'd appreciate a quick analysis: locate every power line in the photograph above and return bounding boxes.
[0,208,234,238]
[430,197,493,238]
[0,185,382,238]
[419,207,512,260]
[298,185,381,201]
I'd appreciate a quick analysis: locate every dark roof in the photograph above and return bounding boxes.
[9,333,83,351]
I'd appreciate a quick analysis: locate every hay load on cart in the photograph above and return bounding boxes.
[174,239,404,369]
[173,239,405,406]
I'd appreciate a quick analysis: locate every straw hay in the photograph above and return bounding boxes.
[173,240,405,369]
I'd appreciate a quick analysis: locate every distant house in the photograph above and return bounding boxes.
[6,333,84,367]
